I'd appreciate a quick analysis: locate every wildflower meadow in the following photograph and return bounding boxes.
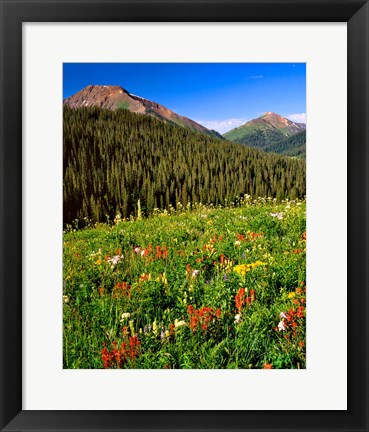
[63,197,306,369]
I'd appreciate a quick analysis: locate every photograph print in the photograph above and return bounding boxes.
[63,63,306,369]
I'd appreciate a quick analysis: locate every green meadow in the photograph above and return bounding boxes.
[63,198,306,369]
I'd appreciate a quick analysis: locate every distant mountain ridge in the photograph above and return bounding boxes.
[223,112,306,154]
[64,85,223,139]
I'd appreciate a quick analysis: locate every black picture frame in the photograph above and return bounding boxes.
[1,1,368,431]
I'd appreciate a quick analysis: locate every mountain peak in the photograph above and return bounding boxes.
[223,111,306,154]
[262,111,279,117]
[63,84,131,109]
[63,85,222,139]
[261,111,281,120]
[84,84,126,94]
[260,112,294,129]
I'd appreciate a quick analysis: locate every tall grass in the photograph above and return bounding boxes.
[63,198,306,369]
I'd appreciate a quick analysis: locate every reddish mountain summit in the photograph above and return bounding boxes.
[64,85,222,138]
[258,112,305,135]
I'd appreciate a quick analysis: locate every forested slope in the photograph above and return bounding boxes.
[63,107,306,224]
[263,131,306,158]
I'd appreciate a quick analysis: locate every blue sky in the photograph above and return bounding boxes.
[63,63,306,134]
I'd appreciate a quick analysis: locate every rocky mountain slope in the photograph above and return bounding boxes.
[223,112,306,151]
[64,85,223,139]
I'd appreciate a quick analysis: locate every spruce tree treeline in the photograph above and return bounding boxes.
[226,127,285,149]
[263,130,306,158]
[63,107,306,224]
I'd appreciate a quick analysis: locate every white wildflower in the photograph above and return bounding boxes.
[107,254,124,265]
[234,314,242,324]
[174,319,187,328]
[270,212,284,220]
[278,320,286,331]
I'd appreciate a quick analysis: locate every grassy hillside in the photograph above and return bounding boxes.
[223,121,286,149]
[63,198,306,369]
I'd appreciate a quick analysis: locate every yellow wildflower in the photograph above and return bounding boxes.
[174,319,187,329]
[156,272,168,286]
[153,320,159,336]
[234,261,266,276]
[129,320,135,337]
[234,264,250,276]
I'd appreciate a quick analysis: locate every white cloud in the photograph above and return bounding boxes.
[285,113,307,124]
[195,118,247,134]
[248,75,264,79]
